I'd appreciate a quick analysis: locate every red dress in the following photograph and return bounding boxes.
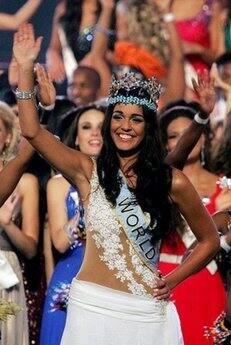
[175,0,215,73]
[158,184,225,345]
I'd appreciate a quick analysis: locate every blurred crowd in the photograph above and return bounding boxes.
[0,0,231,345]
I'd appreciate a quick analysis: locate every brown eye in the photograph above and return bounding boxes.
[82,125,91,130]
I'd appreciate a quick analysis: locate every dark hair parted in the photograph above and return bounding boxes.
[97,87,180,243]
[63,103,106,149]
[159,99,213,170]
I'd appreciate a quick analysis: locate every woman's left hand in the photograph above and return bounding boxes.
[192,69,216,115]
[153,276,171,300]
[36,63,56,106]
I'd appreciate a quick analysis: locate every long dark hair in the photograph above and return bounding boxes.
[97,88,179,243]
[63,103,106,148]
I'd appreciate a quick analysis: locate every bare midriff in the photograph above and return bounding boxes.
[76,229,155,296]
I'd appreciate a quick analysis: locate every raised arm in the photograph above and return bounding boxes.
[45,1,66,83]
[0,0,42,30]
[13,23,92,189]
[157,0,185,106]
[164,70,216,168]
[87,0,115,97]
[165,168,219,289]
[0,138,34,206]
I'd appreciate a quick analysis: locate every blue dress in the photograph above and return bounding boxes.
[40,185,85,345]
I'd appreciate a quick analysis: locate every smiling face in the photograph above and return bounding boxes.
[110,103,146,153]
[75,109,104,156]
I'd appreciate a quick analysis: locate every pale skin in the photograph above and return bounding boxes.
[0,138,34,207]
[90,0,185,103]
[0,172,39,259]
[46,0,98,83]
[14,23,219,298]
[0,55,57,207]
[47,109,104,254]
[0,99,39,260]
[0,0,42,30]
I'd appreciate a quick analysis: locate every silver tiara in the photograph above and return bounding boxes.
[108,72,163,106]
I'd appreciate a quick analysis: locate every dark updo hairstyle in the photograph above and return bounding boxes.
[97,86,181,243]
[159,99,213,170]
[63,103,106,149]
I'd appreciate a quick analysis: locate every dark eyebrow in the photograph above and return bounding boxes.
[131,113,144,117]
[112,110,123,114]
[112,111,144,117]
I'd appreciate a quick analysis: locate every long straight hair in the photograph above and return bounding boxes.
[97,94,180,243]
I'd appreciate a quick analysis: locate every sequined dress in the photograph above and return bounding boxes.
[39,185,85,345]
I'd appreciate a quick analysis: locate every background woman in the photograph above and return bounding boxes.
[158,100,230,345]
[0,101,39,345]
[40,104,105,345]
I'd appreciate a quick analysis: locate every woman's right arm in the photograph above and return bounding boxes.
[13,23,91,186]
[46,1,66,83]
[0,138,34,206]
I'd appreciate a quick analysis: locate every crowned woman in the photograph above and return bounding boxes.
[13,23,220,345]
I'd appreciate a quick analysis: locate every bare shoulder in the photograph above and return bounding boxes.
[47,175,71,197]
[170,168,196,203]
[18,173,38,190]
[171,168,190,192]
[47,175,70,189]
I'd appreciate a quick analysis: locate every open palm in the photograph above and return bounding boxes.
[192,70,216,115]
[13,23,42,66]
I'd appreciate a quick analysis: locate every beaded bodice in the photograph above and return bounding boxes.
[85,162,161,299]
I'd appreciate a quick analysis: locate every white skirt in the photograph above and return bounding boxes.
[61,279,184,345]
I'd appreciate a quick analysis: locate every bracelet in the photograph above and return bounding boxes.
[163,13,175,23]
[220,235,231,253]
[95,25,114,36]
[13,87,37,100]
[194,112,209,125]
[38,102,55,111]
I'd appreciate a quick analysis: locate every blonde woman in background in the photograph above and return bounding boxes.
[0,102,39,345]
